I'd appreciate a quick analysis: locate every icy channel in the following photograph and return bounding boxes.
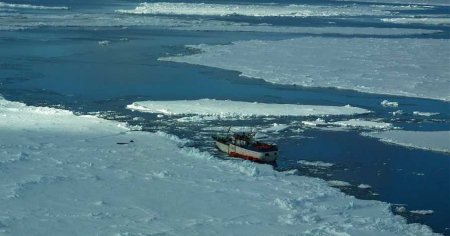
[161,37,450,101]
[127,99,370,118]
[0,96,438,235]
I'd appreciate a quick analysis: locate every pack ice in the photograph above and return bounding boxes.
[127,99,370,118]
[161,37,450,101]
[363,130,450,153]
[0,97,438,235]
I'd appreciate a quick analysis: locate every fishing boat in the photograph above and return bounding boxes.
[212,131,278,163]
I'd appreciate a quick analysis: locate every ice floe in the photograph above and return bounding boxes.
[328,180,352,187]
[331,119,393,130]
[381,100,399,108]
[298,160,334,168]
[116,2,391,17]
[410,210,435,215]
[127,99,370,119]
[381,17,450,26]
[391,110,404,116]
[413,111,439,117]
[301,118,328,127]
[301,118,394,130]
[337,0,450,7]
[358,184,372,189]
[0,7,441,36]
[0,96,438,235]
[260,123,290,133]
[98,40,110,46]
[0,1,68,10]
[161,38,450,101]
[363,130,450,153]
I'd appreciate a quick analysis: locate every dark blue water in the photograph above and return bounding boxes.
[1,0,449,234]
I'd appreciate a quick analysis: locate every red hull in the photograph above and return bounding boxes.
[228,152,269,163]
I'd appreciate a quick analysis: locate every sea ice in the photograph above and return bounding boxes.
[0,1,68,10]
[358,184,372,189]
[413,111,439,117]
[381,100,399,108]
[331,119,393,130]
[98,40,110,46]
[127,99,370,119]
[301,118,328,127]
[0,6,441,37]
[328,180,352,187]
[298,160,334,168]
[363,130,450,153]
[260,123,290,133]
[410,210,434,215]
[336,0,450,6]
[161,38,450,101]
[0,96,439,235]
[381,17,450,26]
[116,2,391,17]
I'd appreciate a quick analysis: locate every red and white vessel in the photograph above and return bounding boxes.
[212,132,278,163]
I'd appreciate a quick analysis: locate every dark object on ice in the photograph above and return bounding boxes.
[116,140,134,145]
[212,130,278,163]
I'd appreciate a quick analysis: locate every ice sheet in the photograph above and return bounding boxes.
[363,130,450,153]
[127,99,370,118]
[161,38,450,101]
[0,97,438,235]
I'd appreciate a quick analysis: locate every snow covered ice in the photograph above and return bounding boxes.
[331,119,393,130]
[363,130,450,153]
[161,37,450,101]
[0,1,68,10]
[0,97,439,235]
[116,2,391,18]
[127,99,370,119]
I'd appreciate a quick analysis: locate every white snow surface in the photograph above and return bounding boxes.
[410,210,435,215]
[0,1,68,10]
[381,100,399,108]
[260,123,290,133]
[117,2,391,17]
[298,160,334,168]
[328,180,352,187]
[0,97,439,235]
[337,0,450,6]
[0,6,441,36]
[331,119,393,130]
[161,38,450,101]
[413,111,439,117]
[358,184,373,189]
[381,17,450,26]
[127,99,370,118]
[363,130,450,153]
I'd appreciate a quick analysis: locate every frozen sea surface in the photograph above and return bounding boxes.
[116,2,392,17]
[0,0,449,234]
[0,97,439,235]
[161,37,450,101]
[363,130,450,153]
[127,99,370,118]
